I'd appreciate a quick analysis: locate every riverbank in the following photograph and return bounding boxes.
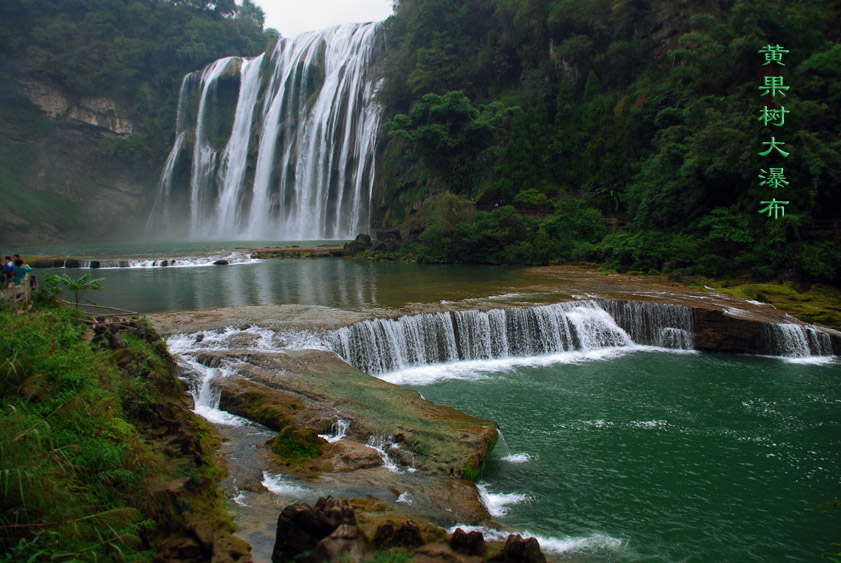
[0,302,250,561]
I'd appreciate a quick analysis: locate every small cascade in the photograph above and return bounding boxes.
[599,300,695,350]
[496,429,511,458]
[148,23,384,240]
[761,323,834,357]
[178,355,248,426]
[319,418,350,443]
[328,301,633,375]
[365,436,402,473]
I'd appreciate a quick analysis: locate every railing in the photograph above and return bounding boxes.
[59,299,140,328]
[1,273,33,312]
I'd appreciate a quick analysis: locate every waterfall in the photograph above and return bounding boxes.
[327,301,637,375]
[761,323,834,357]
[598,300,695,349]
[148,23,383,240]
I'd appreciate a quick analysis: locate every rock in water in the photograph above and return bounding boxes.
[343,234,372,254]
[372,520,424,549]
[490,534,546,563]
[450,527,486,555]
[272,496,366,562]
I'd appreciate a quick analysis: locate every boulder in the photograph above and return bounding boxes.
[214,260,229,266]
[372,520,424,549]
[490,534,546,563]
[371,229,403,253]
[310,523,368,562]
[272,496,365,562]
[343,234,372,254]
[450,527,485,555]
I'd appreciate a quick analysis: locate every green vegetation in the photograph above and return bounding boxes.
[0,0,273,158]
[715,281,841,330]
[0,302,240,560]
[379,0,841,286]
[47,273,106,323]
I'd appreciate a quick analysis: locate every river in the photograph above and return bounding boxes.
[23,242,841,561]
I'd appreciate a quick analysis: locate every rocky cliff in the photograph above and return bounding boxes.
[1,78,159,247]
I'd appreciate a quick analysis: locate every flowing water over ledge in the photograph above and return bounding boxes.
[28,249,837,560]
[160,292,839,561]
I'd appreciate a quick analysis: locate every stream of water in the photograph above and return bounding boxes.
[23,243,840,560]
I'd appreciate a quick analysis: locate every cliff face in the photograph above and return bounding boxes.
[1,78,157,247]
[21,79,135,135]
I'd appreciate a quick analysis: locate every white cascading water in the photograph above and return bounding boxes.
[327,301,639,375]
[761,323,833,357]
[598,300,695,349]
[148,23,383,240]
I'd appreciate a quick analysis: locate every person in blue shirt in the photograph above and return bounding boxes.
[2,256,13,287]
[13,258,31,286]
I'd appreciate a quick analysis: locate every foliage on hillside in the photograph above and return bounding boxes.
[379,0,841,284]
[0,302,245,560]
[0,0,273,157]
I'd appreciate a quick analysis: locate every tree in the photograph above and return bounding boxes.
[51,273,106,324]
[386,91,504,194]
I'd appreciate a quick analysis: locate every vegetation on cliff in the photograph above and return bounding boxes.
[0,0,271,157]
[0,0,274,244]
[0,300,248,561]
[378,0,841,285]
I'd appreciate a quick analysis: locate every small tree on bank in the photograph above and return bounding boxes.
[50,273,106,324]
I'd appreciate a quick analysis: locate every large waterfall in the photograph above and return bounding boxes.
[147,23,383,240]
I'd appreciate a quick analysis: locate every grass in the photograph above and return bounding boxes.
[0,301,240,560]
[712,281,841,331]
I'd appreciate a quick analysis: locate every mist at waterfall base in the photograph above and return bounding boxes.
[386,350,840,561]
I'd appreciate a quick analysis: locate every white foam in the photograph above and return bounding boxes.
[99,252,259,269]
[779,355,836,366]
[319,418,349,443]
[232,491,248,507]
[261,471,308,496]
[501,453,532,463]
[396,492,411,504]
[447,525,624,555]
[477,483,528,518]
[365,436,401,473]
[486,293,528,300]
[193,404,252,426]
[168,326,283,354]
[629,420,669,430]
[380,345,694,386]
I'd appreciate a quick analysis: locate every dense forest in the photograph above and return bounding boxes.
[1,0,839,283]
[377,0,841,284]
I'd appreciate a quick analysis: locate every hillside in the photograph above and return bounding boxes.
[376,0,841,284]
[0,0,272,245]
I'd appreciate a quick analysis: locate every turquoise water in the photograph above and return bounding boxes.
[401,350,841,561]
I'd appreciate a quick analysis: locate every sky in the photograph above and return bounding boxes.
[255,0,395,38]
